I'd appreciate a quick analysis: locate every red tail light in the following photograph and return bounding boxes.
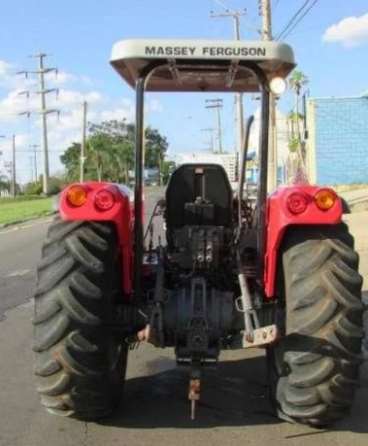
[94,189,116,211]
[287,192,308,214]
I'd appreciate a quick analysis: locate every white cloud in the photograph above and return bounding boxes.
[0,89,33,122]
[148,98,163,113]
[53,88,103,108]
[50,71,76,85]
[0,60,12,78]
[323,13,368,47]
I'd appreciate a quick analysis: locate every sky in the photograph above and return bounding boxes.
[1,0,368,183]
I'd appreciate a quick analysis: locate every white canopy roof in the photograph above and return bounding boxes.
[110,39,295,92]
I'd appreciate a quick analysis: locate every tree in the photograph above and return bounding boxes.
[60,120,169,185]
[60,143,81,182]
[161,160,176,185]
[145,127,169,185]
[0,174,9,193]
[287,70,309,183]
[24,181,42,195]
[289,71,308,141]
[289,70,308,97]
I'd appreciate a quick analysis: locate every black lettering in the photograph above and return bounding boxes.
[258,48,266,56]
[165,47,173,56]
[145,46,156,56]
[241,48,249,56]
[189,47,196,56]
[217,47,225,56]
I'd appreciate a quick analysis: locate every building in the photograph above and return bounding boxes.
[176,152,238,183]
[306,95,368,185]
[249,107,290,184]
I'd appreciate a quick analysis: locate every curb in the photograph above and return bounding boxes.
[0,211,56,230]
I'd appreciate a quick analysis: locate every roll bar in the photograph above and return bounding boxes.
[133,62,270,298]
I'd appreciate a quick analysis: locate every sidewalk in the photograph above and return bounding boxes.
[339,187,368,210]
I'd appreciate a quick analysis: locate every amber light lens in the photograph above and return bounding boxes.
[66,185,88,207]
[94,189,116,211]
[287,192,308,214]
[315,189,337,210]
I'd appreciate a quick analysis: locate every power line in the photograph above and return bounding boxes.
[200,127,216,152]
[205,99,223,153]
[279,0,319,40]
[210,5,246,157]
[275,0,311,40]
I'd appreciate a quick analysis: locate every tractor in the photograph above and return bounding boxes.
[33,38,364,426]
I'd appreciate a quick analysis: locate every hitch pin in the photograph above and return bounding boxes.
[188,377,201,420]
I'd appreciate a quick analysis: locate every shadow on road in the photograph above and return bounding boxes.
[102,355,280,429]
[100,349,368,434]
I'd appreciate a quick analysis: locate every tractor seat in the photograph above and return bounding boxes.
[165,163,233,229]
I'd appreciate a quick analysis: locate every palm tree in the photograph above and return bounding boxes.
[288,70,309,183]
[289,71,308,142]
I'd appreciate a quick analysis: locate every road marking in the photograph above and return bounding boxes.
[4,269,31,278]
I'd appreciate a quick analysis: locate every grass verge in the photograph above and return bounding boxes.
[0,197,53,225]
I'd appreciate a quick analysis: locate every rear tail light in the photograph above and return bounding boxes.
[66,185,88,207]
[94,189,116,211]
[287,192,308,214]
[314,189,337,211]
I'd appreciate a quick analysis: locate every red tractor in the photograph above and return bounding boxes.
[33,39,364,426]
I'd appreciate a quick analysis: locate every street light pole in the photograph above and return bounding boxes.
[259,0,278,192]
[30,144,40,181]
[233,15,244,161]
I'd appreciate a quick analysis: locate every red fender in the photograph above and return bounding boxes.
[59,182,134,299]
[264,185,343,299]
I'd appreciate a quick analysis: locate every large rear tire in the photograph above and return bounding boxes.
[268,223,364,426]
[33,217,128,420]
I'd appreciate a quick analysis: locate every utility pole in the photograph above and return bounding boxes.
[30,144,40,181]
[259,0,272,40]
[259,0,277,192]
[29,155,34,182]
[11,135,16,197]
[0,135,16,196]
[210,6,246,157]
[80,101,88,182]
[17,54,59,195]
[201,128,216,152]
[205,99,223,153]
[0,136,5,191]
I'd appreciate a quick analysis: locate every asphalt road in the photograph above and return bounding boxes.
[0,192,367,446]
